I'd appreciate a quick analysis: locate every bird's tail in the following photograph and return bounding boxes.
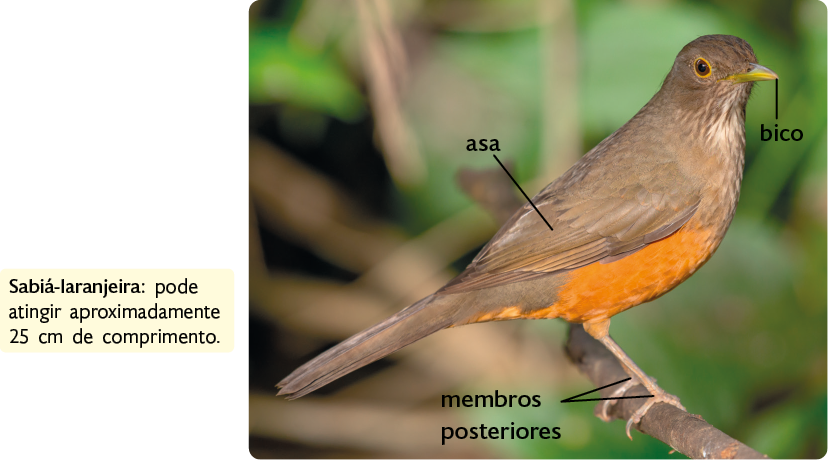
[276,294,462,399]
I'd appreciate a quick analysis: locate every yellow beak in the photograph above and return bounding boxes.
[720,63,778,83]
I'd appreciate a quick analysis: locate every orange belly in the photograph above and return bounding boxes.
[532,223,716,323]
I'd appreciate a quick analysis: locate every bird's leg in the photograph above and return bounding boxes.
[583,320,686,439]
[598,333,686,439]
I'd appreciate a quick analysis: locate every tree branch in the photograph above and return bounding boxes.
[565,324,769,459]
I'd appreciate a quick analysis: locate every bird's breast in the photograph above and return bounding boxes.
[528,215,720,324]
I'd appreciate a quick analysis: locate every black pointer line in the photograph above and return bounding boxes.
[493,154,553,232]
[560,377,654,403]
[775,78,778,120]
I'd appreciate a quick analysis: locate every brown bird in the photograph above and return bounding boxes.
[276,35,777,438]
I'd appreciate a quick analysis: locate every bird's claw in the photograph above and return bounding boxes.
[624,391,685,440]
[597,378,637,422]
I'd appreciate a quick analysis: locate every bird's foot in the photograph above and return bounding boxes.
[596,378,637,422]
[624,387,685,440]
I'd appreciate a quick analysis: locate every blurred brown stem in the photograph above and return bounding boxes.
[355,0,424,186]
[456,163,524,224]
[537,0,581,184]
[249,137,405,274]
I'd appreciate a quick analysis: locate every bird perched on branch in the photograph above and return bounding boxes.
[277,34,777,438]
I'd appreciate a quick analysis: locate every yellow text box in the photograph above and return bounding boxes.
[0,269,233,352]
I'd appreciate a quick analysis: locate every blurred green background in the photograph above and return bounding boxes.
[249,0,827,458]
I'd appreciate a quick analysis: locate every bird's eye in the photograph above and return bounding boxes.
[694,58,711,78]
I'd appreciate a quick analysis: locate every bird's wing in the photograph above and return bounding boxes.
[440,160,701,294]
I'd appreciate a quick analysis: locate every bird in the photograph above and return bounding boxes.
[276,35,777,438]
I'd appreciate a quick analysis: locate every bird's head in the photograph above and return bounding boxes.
[663,34,777,112]
[650,35,778,155]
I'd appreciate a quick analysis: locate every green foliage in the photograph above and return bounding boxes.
[249,27,364,121]
[578,2,727,135]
